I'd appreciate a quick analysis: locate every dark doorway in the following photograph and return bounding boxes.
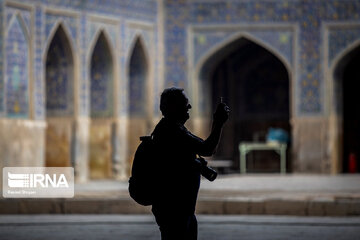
[202,38,290,172]
[342,47,360,173]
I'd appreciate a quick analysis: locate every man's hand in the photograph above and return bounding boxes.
[213,103,230,125]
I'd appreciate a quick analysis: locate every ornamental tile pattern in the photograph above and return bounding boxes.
[0,1,4,114]
[6,15,29,118]
[329,27,360,66]
[164,0,360,115]
[1,0,360,118]
[45,13,78,49]
[34,6,44,119]
[193,29,293,68]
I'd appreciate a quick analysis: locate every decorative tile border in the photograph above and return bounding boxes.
[0,0,5,115]
[4,1,34,119]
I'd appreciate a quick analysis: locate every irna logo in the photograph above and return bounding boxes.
[8,172,69,188]
[3,167,74,198]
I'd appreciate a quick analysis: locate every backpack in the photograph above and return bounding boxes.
[128,135,156,206]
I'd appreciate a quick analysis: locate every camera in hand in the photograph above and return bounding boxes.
[195,157,217,182]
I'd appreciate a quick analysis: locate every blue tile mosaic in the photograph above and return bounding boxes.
[125,29,152,62]
[6,7,31,35]
[164,0,360,115]
[34,6,44,119]
[193,29,293,69]
[45,13,77,51]
[81,13,87,117]
[41,0,157,22]
[88,22,117,54]
[2,0,360,119]
[153,25,160,116]
[6,16,29,118]
[329,27,360,66]
[119,22,128,116]
[0,1,4,114]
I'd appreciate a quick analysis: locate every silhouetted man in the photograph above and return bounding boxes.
[151,87,229,240]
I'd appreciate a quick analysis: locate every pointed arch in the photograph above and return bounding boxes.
[45,23,75,116]
[88,28,116,179]
[43,21,76,62]
[7,12,30,41]
[5,12,30,118]
[328,41,360,173]
[331,39,360,77]
[194,33,292,117]
[45,22,76,168]
[126,34,151,71]
[127,35,150,116]
[196,32,292,78]
[88,28,116,66]
[193,33,292,171]
[89,29,115,118]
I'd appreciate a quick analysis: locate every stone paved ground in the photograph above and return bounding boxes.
[1,174,360,215]
[1,215,360,240]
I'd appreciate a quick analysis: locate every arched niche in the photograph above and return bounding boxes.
[198,36,291,172]
[90,31,114,118]
[332,44,360,173]
[6,14,30,118]
[89,30,115,179]
[127,36,150,168]
[45,23,74,167]
[45,24,74,117]
[128,37,149,117]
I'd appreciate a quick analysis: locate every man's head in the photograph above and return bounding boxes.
[160,87,192,124]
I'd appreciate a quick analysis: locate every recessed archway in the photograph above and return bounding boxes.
[89,30,115,179]
[333,44,360,173]
[45,23,74,167]
[198,36,291,172]
[129,37,149,116]
[127,36,150,168]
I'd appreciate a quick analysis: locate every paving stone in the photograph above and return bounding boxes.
[0,199,19,214]
[224,200,248,214]
[19,199,63,214]
[196,199,224,214]
[248,200,265,215]
[264,199,307,216]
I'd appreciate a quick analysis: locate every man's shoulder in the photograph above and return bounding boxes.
[153,118,192,139]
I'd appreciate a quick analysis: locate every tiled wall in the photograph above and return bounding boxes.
[2,0,360,119]
[6,14,29,118]
[1,0,158,120]
[164,0,360,116]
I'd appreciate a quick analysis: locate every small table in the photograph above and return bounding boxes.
[239,142,287,174]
